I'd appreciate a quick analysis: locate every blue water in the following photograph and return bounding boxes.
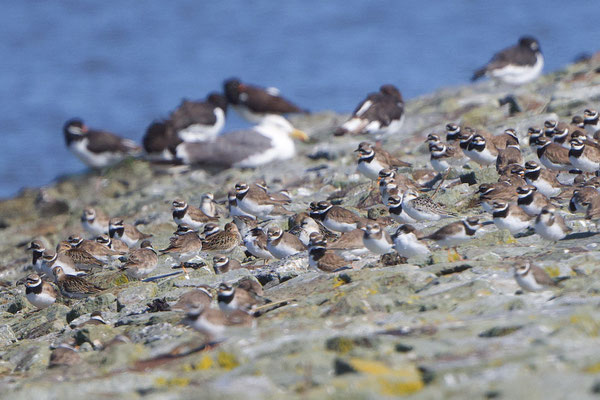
[1,1,598,198]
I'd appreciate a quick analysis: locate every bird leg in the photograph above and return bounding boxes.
[431,170,450,199]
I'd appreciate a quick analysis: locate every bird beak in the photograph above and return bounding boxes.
[290,129,309,142]
[81,124,89,133]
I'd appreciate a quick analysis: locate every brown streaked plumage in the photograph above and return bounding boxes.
[53,266,103,298]
[201,222,241,253]
[56,241,103,270]
[121,240,158,279]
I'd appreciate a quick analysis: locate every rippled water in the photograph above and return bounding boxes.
[1,1,597,197]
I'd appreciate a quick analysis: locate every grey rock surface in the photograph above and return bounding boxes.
[1,54,600,399]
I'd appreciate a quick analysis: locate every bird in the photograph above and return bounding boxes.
[67,234,123,263]
[355,142,411,180]
[172,199,218,230]
[121,240,158,279]
[523,161,563,197]
[266,226,306,259]
[168,93,228,142]
[234,182,292,219]
[535,137,572,171]
[386,193,417,224]
[308,233,350,273]
[41,250,85,278]
[288,212,322,247]
[423,217,482,248]
[159,225,203,264]
[77,311,109,327]
[569,138,600,173]
[56,241,104,271]
[534,206,571,241]
[217,282,268,313]
[402,191,455,221]
[213,255,242,274]
[223,78,305,123]
[108,218,153,248]
[81,207,110,237]
[569,187,600,214]
[361,223,394,255]
[95,234,129,254]
[583,109,600,136]
[492,201,533,235]
[201,222,241,253]
[478,182,518,213]
[471,36,543,85]
[513,262,559,292]
[63,118,141,169]
[428,141,462,174]
[200,193,219,218]
[228,191,255,219]
[24,274,57,309]
[171,285,213,312]
[334,84,405,137]
[141,119,177,160]
[48,343,82,368]
[391,225,430,258]
[527,126,544,148]
[182,305,254,341]
[496,143,523,173]
[173,115,309,168]
[516,185,552,217]
[27,240,47,275]
[465,134,498,166]
[53,266,103,299]
[309,201,366,232]
[242,227,274,260]
[327,229,369,260]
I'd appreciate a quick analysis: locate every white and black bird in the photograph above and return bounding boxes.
[516,185,552,217]
[172,199,218,230]
[243,227,274,260]
[465,134,498,166]
[266,226,306,259]
[423,217,482,248]
[472,36,543,85]
[142,93,229,159]
[81,207,110,237]
[234,182,292,219]
[492,201,533,235]
[63,118,141,169]
[309,201,366,233]
[569,138,600,173]
[513,262,559,292]
[224,78,305,123]
[534,206,571,241]
[169,93,228,143]
[24,274,57,309]
[173,115,308,168]
[334,84,405,137]
[391,225,430,258]
[355,141,411,180]
[361,223,394,255]
[524,161,563,197]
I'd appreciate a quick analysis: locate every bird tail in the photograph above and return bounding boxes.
[471,67,487,82]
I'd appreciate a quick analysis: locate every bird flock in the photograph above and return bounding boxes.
[17,35,599,352]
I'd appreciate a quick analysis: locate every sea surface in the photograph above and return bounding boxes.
[1,1,598,198]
